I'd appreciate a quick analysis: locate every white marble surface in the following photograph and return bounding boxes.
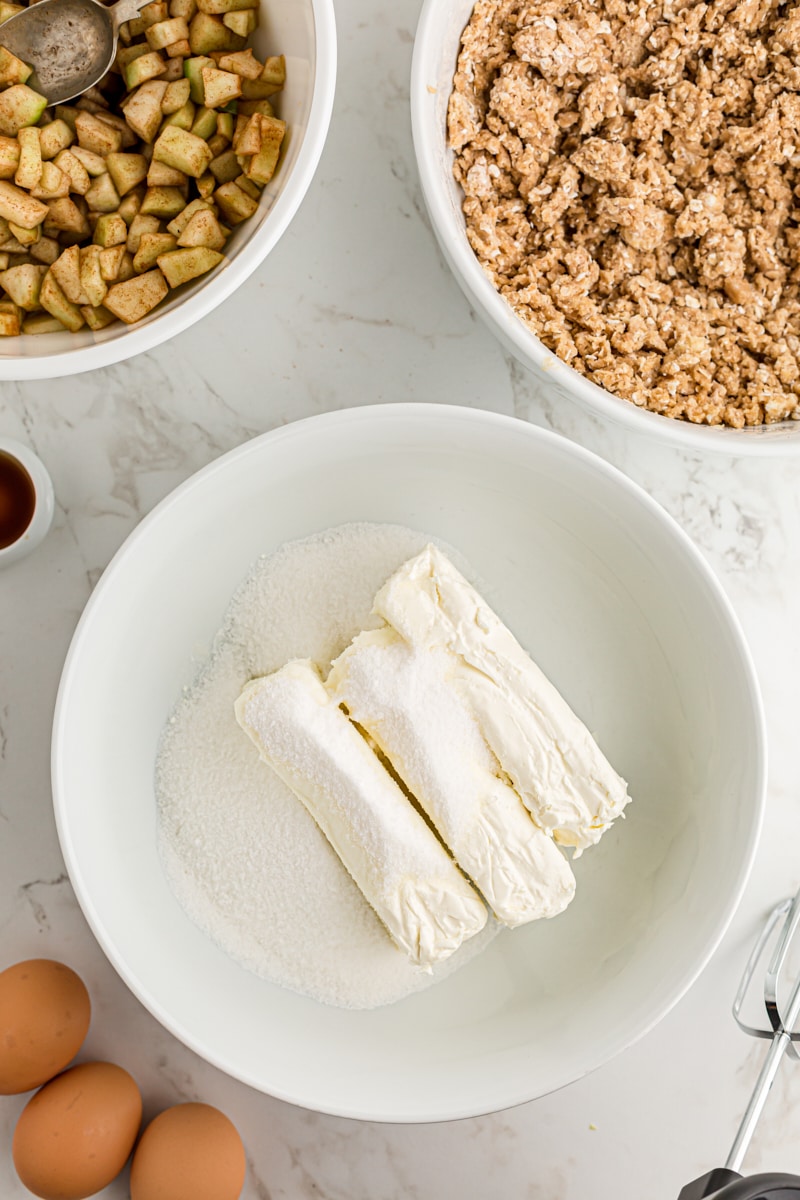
[2,0,800,1196]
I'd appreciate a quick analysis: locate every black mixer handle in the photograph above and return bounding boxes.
[679,1170,800,1199]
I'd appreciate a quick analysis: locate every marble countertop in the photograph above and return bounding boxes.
[2,0,800,1196]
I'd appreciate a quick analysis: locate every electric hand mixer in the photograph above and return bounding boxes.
[678,888,800,1199]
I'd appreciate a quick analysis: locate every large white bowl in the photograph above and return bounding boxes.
[410,0,800,455]
[52,404,766,1121]
[0,0,336,380]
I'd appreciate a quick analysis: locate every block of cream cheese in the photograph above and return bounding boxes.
[235,659,488,968]
[327,626,576,926]
[373,545,630,854]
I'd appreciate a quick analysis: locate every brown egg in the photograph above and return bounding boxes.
[130,1102,246,1200]
[0,958,91,1094]
[13,1060,142,1200]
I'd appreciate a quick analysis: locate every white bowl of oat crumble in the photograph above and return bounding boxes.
[411,0,800,452]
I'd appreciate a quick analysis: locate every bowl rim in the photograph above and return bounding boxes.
[410,0,800,456]
[51,404,768,1120]
[0,0,337,382]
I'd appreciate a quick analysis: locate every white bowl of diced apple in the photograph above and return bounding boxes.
[0,0,335,377]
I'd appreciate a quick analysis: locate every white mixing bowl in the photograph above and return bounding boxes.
[52,404,766,1121]
[410,0,800,455]
[0,0,336,380]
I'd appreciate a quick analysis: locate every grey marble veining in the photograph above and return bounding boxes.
[2,0,800,1196]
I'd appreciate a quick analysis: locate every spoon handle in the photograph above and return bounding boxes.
[109,0,158,32]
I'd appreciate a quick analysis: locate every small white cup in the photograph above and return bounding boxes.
[0,437,54,569]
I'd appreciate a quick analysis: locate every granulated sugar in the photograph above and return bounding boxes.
[155,523,498,1009]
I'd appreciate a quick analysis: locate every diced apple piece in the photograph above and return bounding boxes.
[15,128,42,191]
[85,172,121,213]
[216,110,234,139]
[53,151,90,196]
[126,213,161,253]
[93,212,128,247]
[170,0,196,18]
[93,110,138,149]
[176,205,225,249]
[0,46,31,86]
[0,301,21,335]
[0,3,25,25]
[147,158,188,186]
[246,115,285,185]
[29,235,60,266]
[234,172,260,200]
[196,171,215,198]
[189,12,245,54]
[104,268,168,322]
[0,181,48,229]
[260,55,285,90]
[39,120,75,161]
[80,303,116,330]
[209,147,240,183]
[213,179,256,223]
[117,187,145,224]
[105,152,149,197]
[116,42,152,75]
[201,66,241,108]
[222,9,256,36]
[161,100,195,130]
[124,51,167,91]
[183,54,212,103]
[161,78,191,114]
[160,56,185,81]
[240,76,278,101]
[70,145,106,176]
[238,98,274,118]
[157,244,222,286]
[23,312,68,333]
[198,0,256,13]
[121,80,168,142]
[206,132,227,156]
[166,38,191,58]
[140,185,186,217]
[98,243,126,280]
[79,245,107,307]
[153,124,213,177]
[165,196,211,235]
[51,244,87,304]
[54,105,79,132]
[0,137,19,179]
[8,222,40,247]
[0,86,48,136]
[116,251,136,281]
[190,104,217,138]
[217,48,261,79]
[146,15,189,48]
[233,112,261,154]
[0,263,46,309]
[76,111,123,155]
[39,268,84,330]
[133,230,177,271]
[128,0,168,35]
[30,162,70,200]
[45,197,89,236]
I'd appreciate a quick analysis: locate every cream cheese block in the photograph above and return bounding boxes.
[235,659,488,968]
[373,545,631,854]
[327,626,576,925]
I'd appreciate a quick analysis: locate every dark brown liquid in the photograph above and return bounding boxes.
[0,450,36,549]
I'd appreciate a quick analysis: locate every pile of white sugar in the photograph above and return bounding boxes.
[155,523,499,1009]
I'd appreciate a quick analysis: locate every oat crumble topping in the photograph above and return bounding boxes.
[447,0,800,426]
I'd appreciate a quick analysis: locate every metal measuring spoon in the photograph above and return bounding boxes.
[0,0,151,107]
